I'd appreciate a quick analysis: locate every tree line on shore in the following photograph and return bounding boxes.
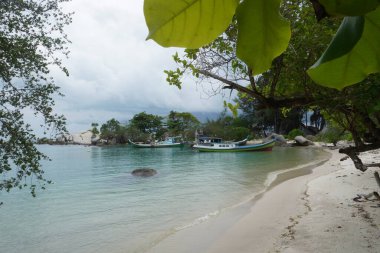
[90,104,353,146]
[90,110,252,144]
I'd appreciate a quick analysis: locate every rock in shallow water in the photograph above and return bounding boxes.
[132,168,157,177]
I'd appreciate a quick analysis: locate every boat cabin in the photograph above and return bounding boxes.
[160,136,182,144]
[197,136,223,144]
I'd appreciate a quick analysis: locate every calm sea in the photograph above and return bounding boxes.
[0,145,327,253]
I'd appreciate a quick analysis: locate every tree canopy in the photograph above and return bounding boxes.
[167,111,200,138]
[0,0,72,196]
[144,0,380,90]
[130,112,164,135]
[144,0,380,171]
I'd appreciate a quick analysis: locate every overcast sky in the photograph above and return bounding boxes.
[37,0,233,135]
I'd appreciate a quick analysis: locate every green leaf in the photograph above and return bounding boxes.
[144,0,239,48]
[227,102,239,118]
[236,0,291,74]
[311,16,365,67]
[319,0,380,16]
[308,9,380,90]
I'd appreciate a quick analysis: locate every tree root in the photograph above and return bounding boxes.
[375,172,380,189]
[353,192,380,202]
[339,143,380,172]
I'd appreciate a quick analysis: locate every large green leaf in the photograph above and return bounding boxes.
[308,9,380,90]
[319,0,380,16]
[144,0,239,48]
[311,17,365,67]
[236,0,291,75]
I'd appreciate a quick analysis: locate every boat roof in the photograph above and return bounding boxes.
[198,136,223,142]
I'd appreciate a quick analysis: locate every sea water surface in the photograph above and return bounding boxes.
[0,145,328,253]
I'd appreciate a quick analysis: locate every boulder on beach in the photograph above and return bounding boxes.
[294,136,314,146]
[264,133,288,146]
[131,168,157,177]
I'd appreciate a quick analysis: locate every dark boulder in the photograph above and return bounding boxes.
[132,168,157,177]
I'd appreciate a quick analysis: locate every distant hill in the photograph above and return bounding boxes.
[191,111,220,123]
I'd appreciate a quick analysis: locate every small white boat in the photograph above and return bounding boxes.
[129,137,183,148]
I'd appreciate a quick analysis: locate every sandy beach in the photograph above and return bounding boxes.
[147,148,380,253]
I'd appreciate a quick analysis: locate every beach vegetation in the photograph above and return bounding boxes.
[287,129,304,140]
[202,112,251,141]
[315,127,343,146]
[0,0,72,196]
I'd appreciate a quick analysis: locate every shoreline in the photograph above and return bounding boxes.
[146,148,380,253]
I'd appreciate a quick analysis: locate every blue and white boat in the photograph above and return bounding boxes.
[129,137,183,148]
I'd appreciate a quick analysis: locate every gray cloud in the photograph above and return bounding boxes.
[40,0,232,134]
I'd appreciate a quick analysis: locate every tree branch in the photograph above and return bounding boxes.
[309,0,329,21]
[198,69,313,110]
[339,142,380,171]
[269,55,284,98]
[198,69,269,105]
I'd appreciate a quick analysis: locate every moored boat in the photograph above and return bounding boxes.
[129,137,184,148]
[192,139,275,152]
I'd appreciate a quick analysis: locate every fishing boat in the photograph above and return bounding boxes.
[192,139,275,152]
[128,137,183,148]
[196,136,248,146]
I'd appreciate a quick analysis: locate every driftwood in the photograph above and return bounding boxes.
[353,192,380,202]
[375,172,380,189]
[339,143,380,172]
[339,145,380,203]
[367,163,380,168]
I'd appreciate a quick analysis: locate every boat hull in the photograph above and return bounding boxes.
[129,140,183,148]
[193,140,275,152]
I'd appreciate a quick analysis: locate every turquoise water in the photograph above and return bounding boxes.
[0,145,327,253]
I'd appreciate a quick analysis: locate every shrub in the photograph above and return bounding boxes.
[315,127,344,145]
[287,129,304,140]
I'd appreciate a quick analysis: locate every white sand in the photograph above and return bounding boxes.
[147,149,380,253]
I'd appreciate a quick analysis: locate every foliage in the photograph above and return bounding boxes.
[129,112,163,135]
[144,0,239,48]
[99,111,201,144]
[315,127,345,145]
[0,0,72,196]
[287,128,304,140]
[100,119,127,144]
[90,123,99,136]
[144,0,380,89]
[236,0,290,74]
[202,113,251,141]
[125,125,150,143]
[167,111,200,140]
[227,126,251,141]
[224,101,239,118]
[308,13,380,89]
